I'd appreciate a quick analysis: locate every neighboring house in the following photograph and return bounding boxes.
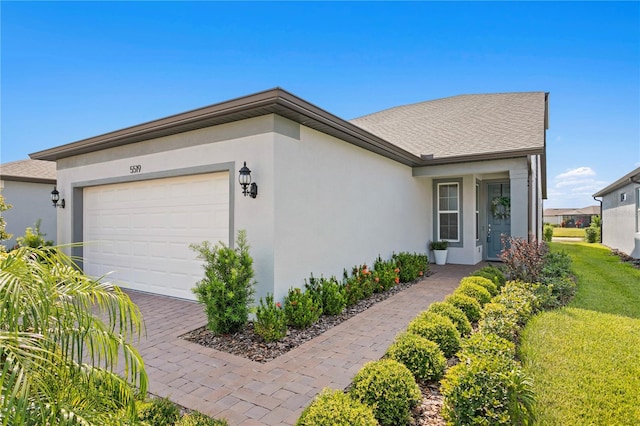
[30,88,549,301]
[0,159,57,249]
[543,205,600,227]
[593,167,640,259]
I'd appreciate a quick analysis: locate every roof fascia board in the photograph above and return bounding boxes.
[0,175,56,184]
[418,147,543,166]
[30,87,423,167]
[593,167,640,197]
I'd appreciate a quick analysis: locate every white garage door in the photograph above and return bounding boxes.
[83,172,229,300]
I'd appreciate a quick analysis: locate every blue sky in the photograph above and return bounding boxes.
[2,1,639,208]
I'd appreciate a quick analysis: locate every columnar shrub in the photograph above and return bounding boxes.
[350,359,421,426]
[427,301,472,337]
[460,276,498,297]
[296,388,377,426]
[373,255,400,292]
[319,276,347,315]
[386,332,447,381]
[478,302,521,343]
[445,293,482,323]
[392,252,429,282]
[499,235,548,283]
[284,287,322,328]
[254,293,287,342]
[191,230,256,335]
[454,282,492,306]
[543,224,554,242]
[407,312,461,358]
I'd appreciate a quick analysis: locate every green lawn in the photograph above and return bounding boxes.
[520,242,640,425]
[551,227,586,238]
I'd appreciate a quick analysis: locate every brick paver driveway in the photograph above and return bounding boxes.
[127,263,479,425]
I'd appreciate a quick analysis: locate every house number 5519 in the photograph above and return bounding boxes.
[130,165,142,174]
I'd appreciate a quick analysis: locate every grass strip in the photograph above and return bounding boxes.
[521,242,640,425]
[551,228,586,238]
[520,308,640,425]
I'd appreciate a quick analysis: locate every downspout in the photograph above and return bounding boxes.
[593,196,602,243]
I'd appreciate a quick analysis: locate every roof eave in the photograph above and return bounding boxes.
[418,147,544,166]
[593,166,640,197]
[30,88,423,167]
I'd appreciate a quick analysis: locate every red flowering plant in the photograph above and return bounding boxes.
[342,264,375,306]
[254,293,287,342]
[373,255,401,292]
[392,252,429,282]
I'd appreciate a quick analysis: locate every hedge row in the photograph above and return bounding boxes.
[296,242,574,425]
[255,252,429,342]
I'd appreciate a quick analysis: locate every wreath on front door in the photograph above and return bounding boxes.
[491,196,511,219]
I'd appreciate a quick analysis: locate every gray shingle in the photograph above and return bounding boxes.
[0,159,57,181]
[350,92,547,159]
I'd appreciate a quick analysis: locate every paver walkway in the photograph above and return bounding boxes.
[128,263,481,425]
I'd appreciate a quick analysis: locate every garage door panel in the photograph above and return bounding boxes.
[83,172,229,300]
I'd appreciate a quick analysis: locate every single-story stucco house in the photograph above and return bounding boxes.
[0,159,57,249]
[30,88,549,301]
[543,205,600,227]
[593,167,640,259]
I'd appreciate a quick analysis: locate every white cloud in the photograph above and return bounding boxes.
[545,166,605,208]
[555,167,595,180]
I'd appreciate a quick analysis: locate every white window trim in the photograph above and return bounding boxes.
[437,182,460,243]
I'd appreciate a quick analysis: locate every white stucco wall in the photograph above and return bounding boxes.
[601,182,640,258]
[270,125,431,301]
[0,180,57,249]
[55,115,279,298]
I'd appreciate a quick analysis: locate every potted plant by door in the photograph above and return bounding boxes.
[429,240,449,265]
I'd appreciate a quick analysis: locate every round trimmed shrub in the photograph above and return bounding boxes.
[445,293,482,323]
[427,301,472,337]
[454,282,492,306]
[441,356,535,425]
[386,332,447,381]
[138,397,180,425]
[176,412,229,426]
[350,359,421,426]
[296,388,377,426]
[407,312,461,358]
[471,266,506,288]
[459,332,516,362]
[478,303,521,343]
[493,280,538,325]
[460,276,498,296]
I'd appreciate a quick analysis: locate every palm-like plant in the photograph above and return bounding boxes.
[1,246,147,425]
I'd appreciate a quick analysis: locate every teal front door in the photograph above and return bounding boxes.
[487,182,511,259]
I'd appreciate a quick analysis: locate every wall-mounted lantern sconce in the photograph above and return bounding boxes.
[238,162,258,198]
[51,186,65,208]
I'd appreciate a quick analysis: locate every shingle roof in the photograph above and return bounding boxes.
[543,205,600,216]
[0,159,56,183]
[350,92,548,160]
[593,167,640,197]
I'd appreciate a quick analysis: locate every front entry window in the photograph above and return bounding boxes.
[438,183,459,242]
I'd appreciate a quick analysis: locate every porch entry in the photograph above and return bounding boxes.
[486,182,510,259]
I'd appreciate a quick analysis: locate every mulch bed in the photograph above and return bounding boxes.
[180,272,448,424]
[611,248,640,269]
[181,275,429,363]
